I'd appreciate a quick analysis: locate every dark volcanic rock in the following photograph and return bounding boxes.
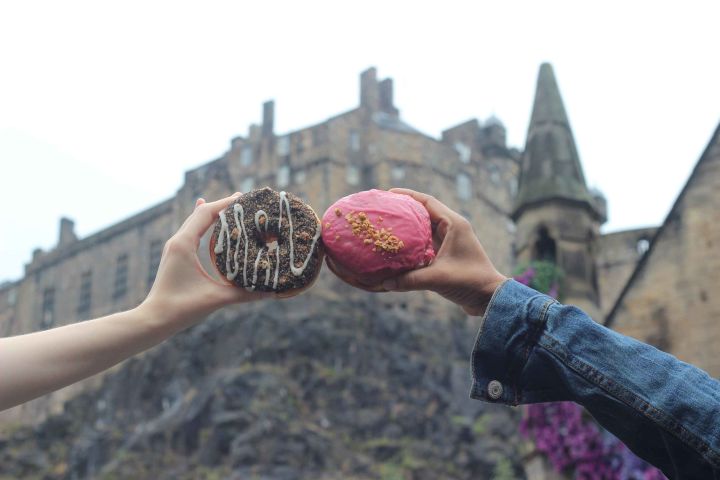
[0,299,525,479]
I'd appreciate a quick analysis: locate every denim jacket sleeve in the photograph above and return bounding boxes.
[469,279,720,479]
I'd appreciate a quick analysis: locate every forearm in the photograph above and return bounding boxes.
[0,303,174,411]
[470,280,720,477]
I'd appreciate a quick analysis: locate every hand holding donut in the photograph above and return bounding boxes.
[0,193,274,411]
[142,194,273,334]
[380,188,507,316]
[323,188,506,316]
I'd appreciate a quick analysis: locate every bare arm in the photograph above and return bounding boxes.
[0,194,270,411]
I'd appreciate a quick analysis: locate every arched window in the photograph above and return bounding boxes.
[534,226,557,263]
[240,145,253,167]
[456,172,472,200]
[346,165,360,185]
[277,164,290,188]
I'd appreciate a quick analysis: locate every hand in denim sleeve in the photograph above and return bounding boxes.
[471,279,720,479]
[378,189,719,477]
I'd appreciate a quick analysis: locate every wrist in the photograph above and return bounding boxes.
[466,274,508,316]
[135,297,184,340]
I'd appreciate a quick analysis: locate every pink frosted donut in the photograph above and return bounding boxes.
[321,189,435,285]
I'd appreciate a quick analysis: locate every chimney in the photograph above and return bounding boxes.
[230,135,244,150]
[360,67,380,111]
[378,78,399,115]
[248,123,261,142]
[58,217,77,247]
[262,100,274,137]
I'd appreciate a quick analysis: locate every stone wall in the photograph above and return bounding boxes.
[595,227,657,317]
[0,282,19,337]
[608,126,720,377]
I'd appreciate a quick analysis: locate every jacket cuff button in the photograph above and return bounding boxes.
[487,380,503,400]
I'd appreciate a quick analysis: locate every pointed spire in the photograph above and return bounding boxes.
[530,63,571,128]
[513,63,604,221]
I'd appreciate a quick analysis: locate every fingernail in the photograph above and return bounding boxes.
[382,279,397,291]
[232,191,242,198]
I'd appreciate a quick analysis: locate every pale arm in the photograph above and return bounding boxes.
[0,194,270,411]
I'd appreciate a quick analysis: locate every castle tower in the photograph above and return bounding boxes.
[512,63,606,317]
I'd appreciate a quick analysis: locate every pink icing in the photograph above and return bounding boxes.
[321,189,435,282]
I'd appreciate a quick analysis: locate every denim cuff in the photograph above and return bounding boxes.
[469,279,556,405]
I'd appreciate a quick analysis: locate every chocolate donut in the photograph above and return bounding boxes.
[209,187,324,297]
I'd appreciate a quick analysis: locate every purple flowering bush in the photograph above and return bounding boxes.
[514,263,666,480]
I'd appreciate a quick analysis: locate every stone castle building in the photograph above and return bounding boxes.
[1,64,718,427]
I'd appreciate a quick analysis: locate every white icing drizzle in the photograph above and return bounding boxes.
[214,204,249,283]
[279,191,322,277]
[254,210,268,234]
[251,248,264,286]
[214,192,321,291]
[234,204,249,284]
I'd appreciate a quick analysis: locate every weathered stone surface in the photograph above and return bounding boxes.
[0,301,524,479]
[595,227,657,316]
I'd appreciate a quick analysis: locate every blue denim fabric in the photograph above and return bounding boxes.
[470,279,720,479]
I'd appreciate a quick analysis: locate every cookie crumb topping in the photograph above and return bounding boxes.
[344,211,404,253]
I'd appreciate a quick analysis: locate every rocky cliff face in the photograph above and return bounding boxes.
[0,299,524,479]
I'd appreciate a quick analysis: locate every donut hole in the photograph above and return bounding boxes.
[256,232,279,250]
[265,239,279,252]
[263,233,278,243]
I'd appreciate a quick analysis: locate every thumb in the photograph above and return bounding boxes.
[382,268,434,292]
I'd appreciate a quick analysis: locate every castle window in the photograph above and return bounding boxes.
[349,131,361,152]
[41,287,55,329]
[147,240,163,288]
[312,126,327,146]
[454,142,471,164]
[391,165,405,182]
[488,164,501,185]
[534,227,557,263]
[240,145,253,167]
[113,254,129,300]
[77,270,92,319]
[277,136,290,156]
[277,165,290,188]
[240,176,255,193]
[346,165,360,185]
[294,169,306,184]
[7,288,16,306]
[636,238,650,255]
[509,178,518,197]
[456,172,472,200]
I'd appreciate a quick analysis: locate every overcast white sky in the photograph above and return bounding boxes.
[1,1,719,282]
